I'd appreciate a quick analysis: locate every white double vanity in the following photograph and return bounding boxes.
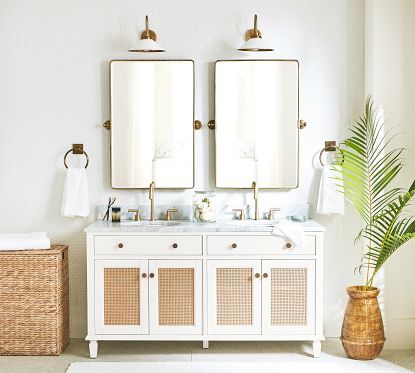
[89,58,323,358]
[85,220,324,358]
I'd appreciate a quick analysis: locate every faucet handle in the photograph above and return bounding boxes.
[232,209,246,220]
[128,209,141,221]
[267,208,281,220]
[165,208,178,221]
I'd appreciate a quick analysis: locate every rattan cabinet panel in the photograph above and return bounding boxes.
[149,260,202,335]
[103,268,140,326]
[216,268,253,325]
[95,260,149,335]
[262,260,316,335]
[158,268,195,325]
[207,260,262,334]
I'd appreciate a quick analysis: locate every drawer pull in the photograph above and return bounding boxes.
[142,273,147,278]
[231,243,237,249]
[263,273,269,278]
[172,243,178,249]
[286,243,292,248]
[255,273,260,278]
[118,243,124,248]
[149,273,155,278]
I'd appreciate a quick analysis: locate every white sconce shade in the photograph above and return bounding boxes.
[129,15,165,52]
[238,14,274,52]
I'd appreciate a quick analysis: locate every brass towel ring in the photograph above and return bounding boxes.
[319,141,344,166]
[64,144,89,169]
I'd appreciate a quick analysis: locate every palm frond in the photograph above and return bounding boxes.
[334,98,405,224]
[334,96,415,287]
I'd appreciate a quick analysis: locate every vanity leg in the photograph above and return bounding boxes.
[89,340,98,359]
[203,340,209,349]
[312,341,321,358]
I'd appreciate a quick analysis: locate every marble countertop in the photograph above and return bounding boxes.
[85,219,324,233]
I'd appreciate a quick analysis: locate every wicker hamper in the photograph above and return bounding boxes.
[0,245,69,355]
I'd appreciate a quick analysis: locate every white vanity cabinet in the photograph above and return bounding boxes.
[207,259,315,336]
[85,221,324,359]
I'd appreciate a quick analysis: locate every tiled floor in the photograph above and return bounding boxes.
[0,339,414,373]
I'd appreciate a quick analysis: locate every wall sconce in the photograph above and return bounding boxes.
[129,15,165,52]
[238,14,274,52]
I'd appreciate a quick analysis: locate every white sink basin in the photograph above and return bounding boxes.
[120,221,180,227]
[227,220,276,227]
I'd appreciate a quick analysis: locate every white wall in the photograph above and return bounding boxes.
[365,0,415,349]
[0,0,364,338]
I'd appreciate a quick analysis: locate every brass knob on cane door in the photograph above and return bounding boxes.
[142,273,147,278]
[149,273,155,278]
[263,273,268,278]
[255,273,260,278]
[118,243,124,248]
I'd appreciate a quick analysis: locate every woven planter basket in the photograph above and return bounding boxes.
[340,286,385,360]
[0,245,69,355]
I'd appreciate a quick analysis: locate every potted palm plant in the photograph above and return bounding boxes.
[335,97,415,360]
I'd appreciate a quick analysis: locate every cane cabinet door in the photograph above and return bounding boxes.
[207,260,262,334]
[148,260,203,334]
[262,260,315,334]
[95,260,149,334]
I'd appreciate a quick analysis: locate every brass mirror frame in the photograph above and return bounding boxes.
[109,59,195,189]
[214,59,300,189]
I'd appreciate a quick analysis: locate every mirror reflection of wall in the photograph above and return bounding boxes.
[110,60,194,189]
[215,60,299,189]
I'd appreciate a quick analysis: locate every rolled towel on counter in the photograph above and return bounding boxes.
[61,167,90,217]
[272,220,304,247]
[0,232,51,250]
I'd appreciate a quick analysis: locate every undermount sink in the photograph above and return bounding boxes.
[120,221,180,227]
[227,220,276,227]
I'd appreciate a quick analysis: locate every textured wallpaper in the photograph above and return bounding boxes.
[0,0,364,338]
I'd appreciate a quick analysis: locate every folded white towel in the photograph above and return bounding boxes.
[317,163,344,215]
[0,232,51,250]
[272,220,304,247]
[61,167,90,217]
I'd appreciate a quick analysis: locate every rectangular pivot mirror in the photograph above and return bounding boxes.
[215,60,299,189]
[110,60,194,188]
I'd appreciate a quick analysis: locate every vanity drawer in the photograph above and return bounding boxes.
[94,235,203,255]
[207,235,315,255]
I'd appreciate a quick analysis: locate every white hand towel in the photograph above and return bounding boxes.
[0,232,51,250]
[317,163,344,215]
[61,167,90,217]
[272,220,304,247]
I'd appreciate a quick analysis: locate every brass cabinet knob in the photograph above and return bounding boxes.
[142,273,147,278]
[149,273,155,278]
[172,243,178,249]
[118,243,124,248]
[286,243,292,248]
[231,243,237,249]
[263,273,269,278]
[255,273,260,278]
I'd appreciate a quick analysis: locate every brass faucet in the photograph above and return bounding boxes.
[252,181,259,220]
[149,181,155,221]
